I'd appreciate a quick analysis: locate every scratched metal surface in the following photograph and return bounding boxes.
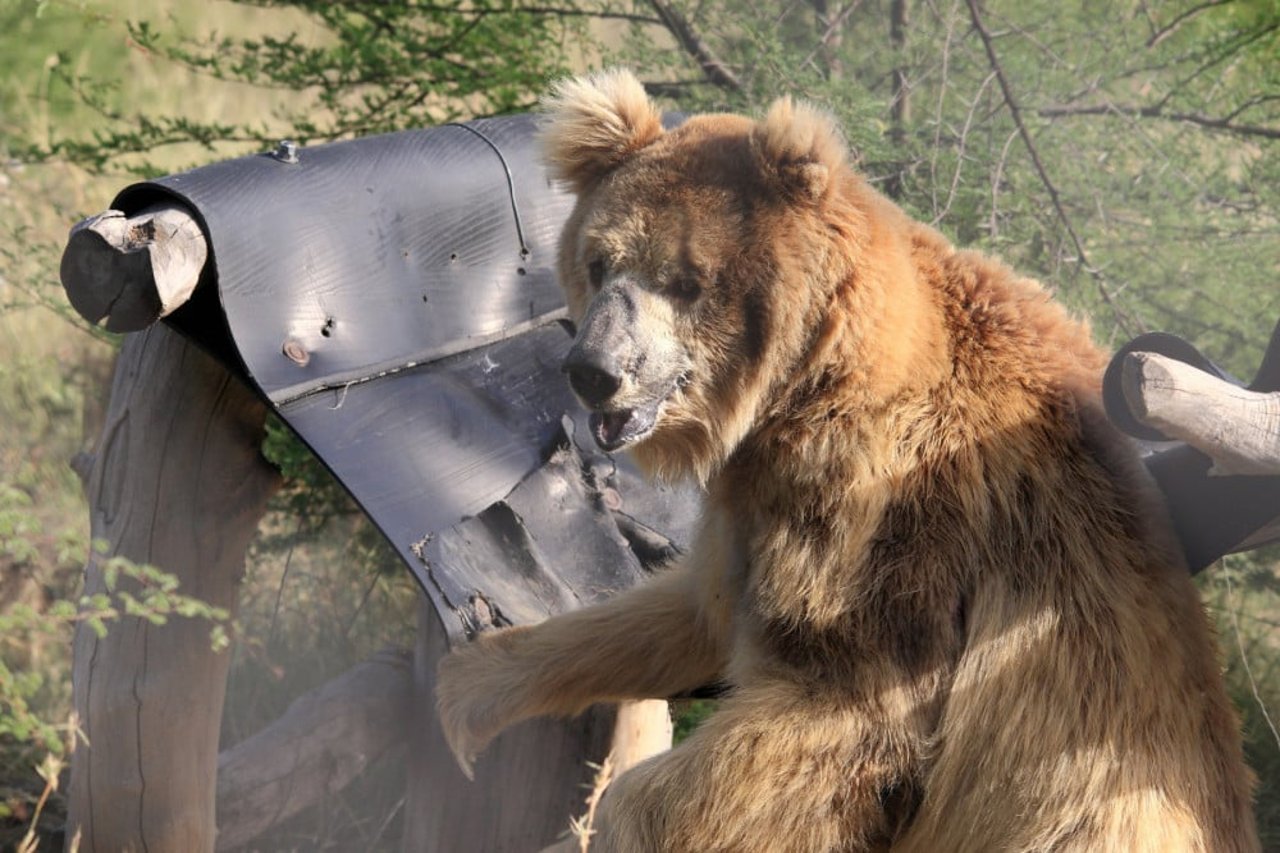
[117,117,572,401]
[110,116,701,638]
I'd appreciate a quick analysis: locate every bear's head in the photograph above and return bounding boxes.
[540,69,865,482]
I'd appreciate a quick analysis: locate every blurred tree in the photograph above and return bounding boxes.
[28,1,1276,365]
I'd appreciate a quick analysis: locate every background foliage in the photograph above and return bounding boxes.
[1,0,1276,848]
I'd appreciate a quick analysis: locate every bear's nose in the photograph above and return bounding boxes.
[563,349,623,407]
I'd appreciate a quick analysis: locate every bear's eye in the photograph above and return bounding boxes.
[587,258,606,290]
[670,276,702,303]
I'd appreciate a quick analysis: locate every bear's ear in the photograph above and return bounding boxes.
[539,69,665,193]
[753,97,847,203]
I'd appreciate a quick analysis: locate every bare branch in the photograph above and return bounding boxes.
[1224,93,1280,121]
[964,0,1141,336]
[642,78,716,97]
[1037,101,1280,140]
[646,0,743,92]
[927,0,964,220]
[988,127,1020,239]
[932,70,997,226]
[1146,0,1235,49]
[800,0,865,75]
[1157,20,1280,109]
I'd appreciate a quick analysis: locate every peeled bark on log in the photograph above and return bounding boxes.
[1122,351,1280,475]
[61,204,207,332]
[607,700,672,773]
[214,647,413,851]
[67,325,279,852]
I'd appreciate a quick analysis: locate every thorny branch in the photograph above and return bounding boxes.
[964,0,1140,337]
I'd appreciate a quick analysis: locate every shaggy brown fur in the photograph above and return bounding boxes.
[436,70,1259,852]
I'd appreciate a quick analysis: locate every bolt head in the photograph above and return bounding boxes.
[273,140,299,164]
[282,338,310,366]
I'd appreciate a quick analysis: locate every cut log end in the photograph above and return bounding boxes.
[60,204,208,333]
[1121,351,1280,476]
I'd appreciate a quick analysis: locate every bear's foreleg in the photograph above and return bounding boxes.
[593,678,921,853]
[436,563,728,776]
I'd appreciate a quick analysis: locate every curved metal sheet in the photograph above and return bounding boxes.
[109,117,701,638]
[115,116,572,402]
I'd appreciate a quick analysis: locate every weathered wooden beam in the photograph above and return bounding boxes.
[1122,351,1280,476]
[60,204,208,332]
[214,647,413,851]
[67,324,280,851]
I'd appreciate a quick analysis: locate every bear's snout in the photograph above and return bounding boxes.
[563,344,623,407]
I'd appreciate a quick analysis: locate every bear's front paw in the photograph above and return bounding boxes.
[435,629,528,779]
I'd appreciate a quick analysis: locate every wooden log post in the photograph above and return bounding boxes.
[1122,352,1280,476]
[62,203,277,850]
[66,324,280,850]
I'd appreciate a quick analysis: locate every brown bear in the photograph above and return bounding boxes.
[436,69,1260,852]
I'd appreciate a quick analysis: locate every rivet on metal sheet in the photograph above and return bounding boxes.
[282,338,310,366]
[272,139,300,164]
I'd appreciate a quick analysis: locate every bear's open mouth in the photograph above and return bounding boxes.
[589,402,659,452]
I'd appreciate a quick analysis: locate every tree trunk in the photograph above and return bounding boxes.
[67,325,279,852]
[884,0,911,199]
[890,0,910,138]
